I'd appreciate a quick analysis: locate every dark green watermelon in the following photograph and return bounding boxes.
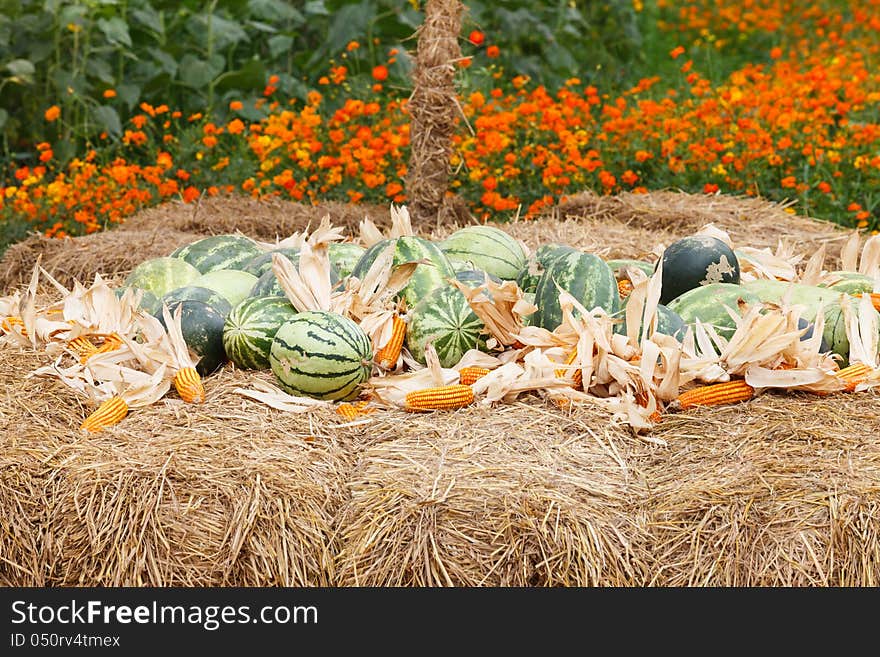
[454,268,502,288]
[240,248,301,278]
[161,285,233,317]
[658,235,740,305]
[614,301,687,342]
[157,300,228,376]
[328,242,367,279]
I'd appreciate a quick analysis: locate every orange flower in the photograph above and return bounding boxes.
[669,45,685,59]
[346,40,360,51]
[372,65,389,82]
[103,89,117,99]
[227,118,245,135]
[44,105,61,122]
[770,46,783,59]
[486,45,500,58]
[229,100,243,111]
[468,30,485,46]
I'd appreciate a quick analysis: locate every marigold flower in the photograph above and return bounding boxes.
[486,45,500,58]
[229,100,243,111]
[103,89,117,99]
[670,45,685,59]
[468,30,485,46]
[372,65,389,82]
[44,105,61,122]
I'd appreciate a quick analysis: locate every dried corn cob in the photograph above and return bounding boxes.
[555,348,583,389]
[336,400,374,421]
[1,316,26,336]
[80,396,129,432]
[404,384,475,412]
[857,292,880,312]
[617,279,634,298]
[458,366,491,385]
[68,335,100,362]
[835,362,873,392]
[374,315,407,370]
[173,367,205,403]
[675,379,755,410]
[93,333,123,355]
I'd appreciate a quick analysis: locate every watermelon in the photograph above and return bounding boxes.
[223,296,298,370]
[171,234,263,274]
[607,259,655,279]
[191,269,259,308]
[240,248,300,278]
[123,257,201,301]
[530,250,619,330]
[658,235,740,305]
[161,285,233,317]
[157,300,227,376]
[614,301,686,342]
[666,282,761,339]
[516,243,579,293]
[116,287,161,316]
[349,236,456,308]
[269,310,373,401]
[454,268,502,288]
[248,255,340,299]
[328,242,366,279]
[406,285,487,368]
[440,225,528,280]
[821,272,876,295]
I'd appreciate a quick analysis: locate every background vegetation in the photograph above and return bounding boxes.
[1,0,878,255]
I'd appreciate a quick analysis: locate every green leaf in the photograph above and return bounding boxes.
[190,14,248,51]
[130,7,165,37]
[0,108,8,131]
[86,58,114,84]
[214,58,266,93]
[178,53,225,89]
[304,0,330,17]
[268,34,293,60]
[116,83,141,110]
[97,17,133,48]
[248,0,304,23]
[148,48,178,76]
[5,58,35,81]
[306,2,373,67]
[92,104,121,138]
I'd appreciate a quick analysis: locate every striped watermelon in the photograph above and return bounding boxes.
[116,287,161,316]
[249,256,341,299]
[350,236,456,308]
[530,250,619,330]
[328,242,366,279]
[606,259,655,278]
[667,282,761,339]
[269,310,373,401]
[440,225,527,280]
[161,285,233,317]
[454,268,501,288]
[516,243,579,293]
[123,256,201,300]
[157,300,228,376]
[171,234,263,274]
[406,285,487,368]
[223,296,298,370]
[240,248,300,278]
[821,272,876,295]
[191,269,259,308]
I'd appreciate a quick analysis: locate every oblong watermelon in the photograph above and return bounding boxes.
[171,234,263,274]
[161,285,233,317]
[123,257,201,301]
[157,300,228,376]
[191,269,259,308]
[440,225,527,281]
[666,282,761,339]
[223,296,298,370]
[269,310,373,401]
[406,285,487,368]
[530,250,619,330]
[516,243,579,294]
[240,248,301,278]
[328,242,366,279]
[658,235,740,305]
[821,272,876,295]
[350,236,456,308]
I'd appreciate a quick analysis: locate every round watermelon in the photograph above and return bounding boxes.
[530,250,619,330]
[516,243,579,294]
[454,268,502,288]
[157,300,228,376]
[171,234,263,274]
[440,225,528,281]
[116,287,161,316]
[666,282,761,340]
[350,236,456,309]
[614,301,686,342]
[658,235,740,305]
[406,285,487,368]
[223,296,298,370]
[191,269,259,308]
[328,242,366,279]
[269,311,373,401]
[821,272,876,295]
[123,257,201,301]
[607,258,656,279]
[161,285,233,317]
[240,248,301,278]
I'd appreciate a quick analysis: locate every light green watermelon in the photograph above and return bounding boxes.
[161,285,233,317]
[440,225,528,280]
[667,282,761,339]
[516,243,579,294]
[328,242,367,279]
[269,311,373,401]
[223,296,298,370]
[530,250,619,330]
[406,285,487,368]
[123,257,202,301]
[171,234,263,274]
[191,269,259,308]
[240,248,301,278]
[820,272,876,295]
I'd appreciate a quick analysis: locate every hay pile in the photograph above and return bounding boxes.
[2,190,878,586]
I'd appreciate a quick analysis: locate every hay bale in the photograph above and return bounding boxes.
[0,349,354,586]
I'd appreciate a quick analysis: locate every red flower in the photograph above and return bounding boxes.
[486,45,500,58]
[468,30,485,46]
[372,65,389,82]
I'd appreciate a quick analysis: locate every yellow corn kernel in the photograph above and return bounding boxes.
[336,400,374,421]
[458,366,490,385]
[404,384,475,412]
[555,348,583,389]
[617,279,634,298]
[173,366,205,403]
[836,362,872,392]
[68,335,99,362]
[1,316,26,336]
[676,379,755,410]
[374,315,407,370]
[80,396,129,432]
